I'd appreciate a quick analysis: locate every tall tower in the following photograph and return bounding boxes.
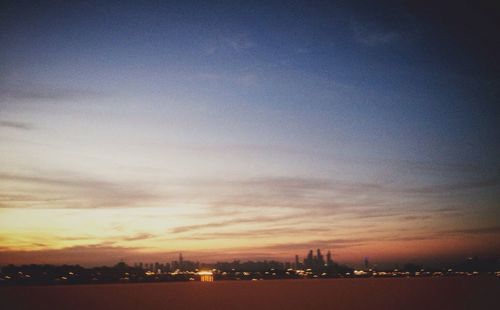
[179,253,184,270]
[326,251,332,265]
[317,248,324,265]
[306,250,314,268]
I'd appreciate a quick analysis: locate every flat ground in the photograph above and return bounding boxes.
[1,277,498,309]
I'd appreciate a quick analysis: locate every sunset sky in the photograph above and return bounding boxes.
[1,0,499,267]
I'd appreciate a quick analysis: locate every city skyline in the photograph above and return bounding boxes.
[1,1,499,267]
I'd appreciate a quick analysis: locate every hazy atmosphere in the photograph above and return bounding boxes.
[1,0,499,267]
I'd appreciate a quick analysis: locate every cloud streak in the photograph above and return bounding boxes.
[0,83,104,104]
[170,213,307,235]
[0,120,34,130]
[0,171,161,209]
[351,20,400,46]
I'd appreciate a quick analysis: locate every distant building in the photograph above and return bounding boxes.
[326,251,333,266]
[297,249,334,271]
[317,249,324,265]
[198,270,214,282]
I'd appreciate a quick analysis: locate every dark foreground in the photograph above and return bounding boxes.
[1,277,498,310]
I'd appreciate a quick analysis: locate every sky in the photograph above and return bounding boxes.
[0,0,499,267]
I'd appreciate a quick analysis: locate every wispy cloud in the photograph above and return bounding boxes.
[408,179,498,194]
[183,227,332,241]
[202,33,255,54]
[201,32,257,56]
[170,214,307,234]
[351,20,399,46]
[258,238,370,253]
[227,35,255,52]
[122,233,156,241]
[377,158,487,175]
[0,171,161,209]
[0,83,105,106]
[0,120,34,131]
[441,226,500,236]
[201,175,496,215]
[192,71,258,87]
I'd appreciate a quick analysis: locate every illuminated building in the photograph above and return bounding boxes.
[198,270,214,282]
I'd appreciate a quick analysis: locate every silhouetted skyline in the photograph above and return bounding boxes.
[2,250,498,286]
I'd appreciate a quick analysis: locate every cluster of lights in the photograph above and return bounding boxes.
[1,266,498,284]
